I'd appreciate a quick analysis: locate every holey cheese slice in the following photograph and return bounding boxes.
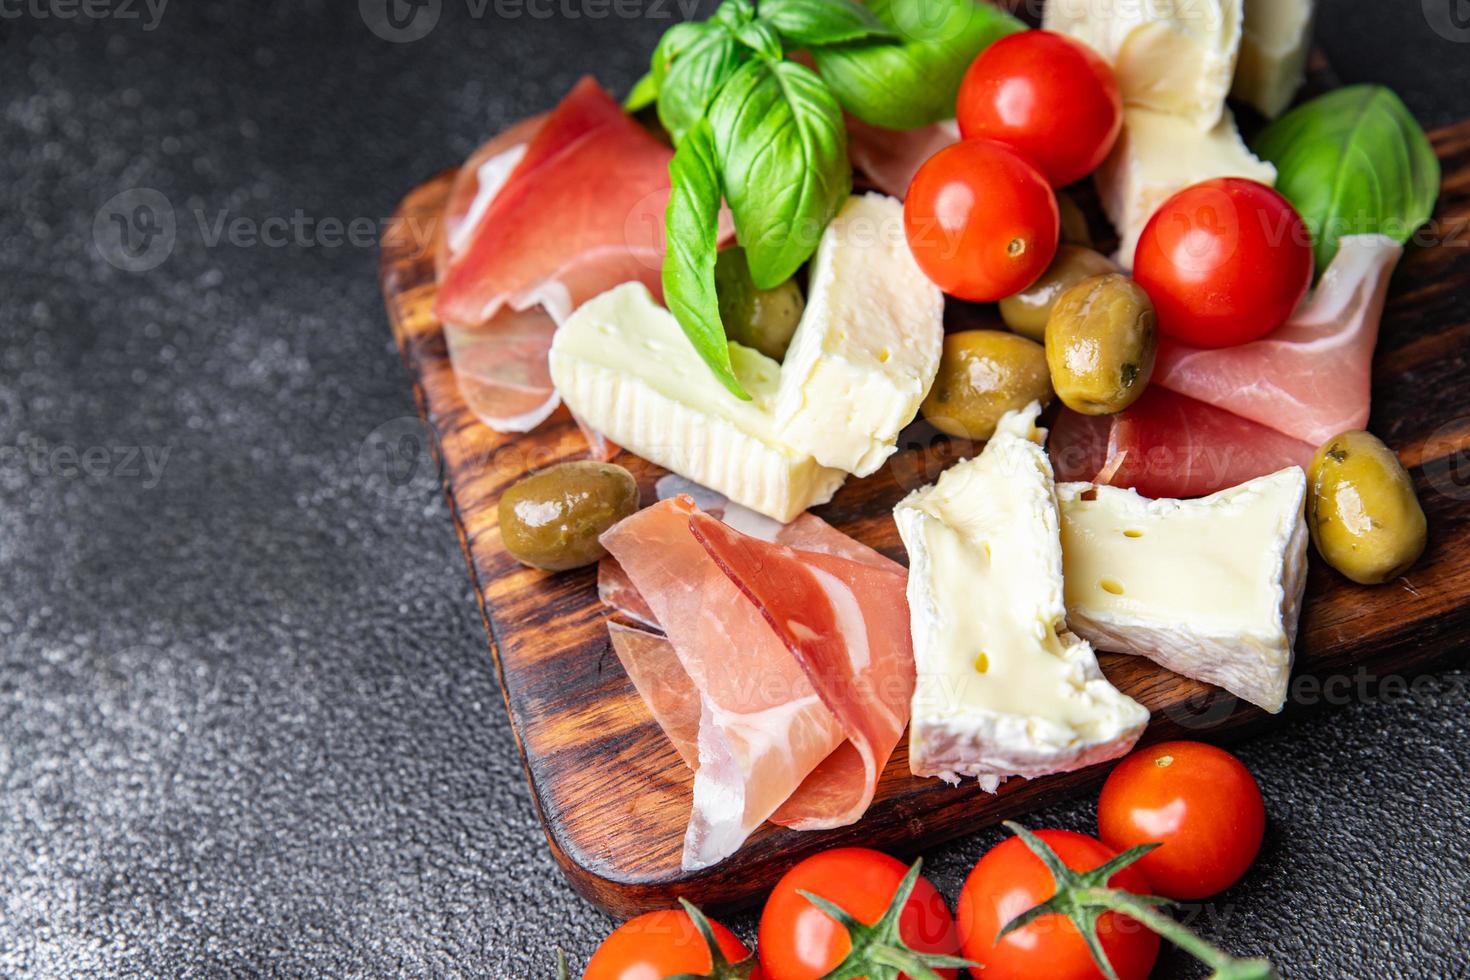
[1058,468,1310,714]
[1044,0,1243,130]
[1098,106,1277,267]
[895,404,1148,788]
[550,283,846,523]
[774,193,944,477]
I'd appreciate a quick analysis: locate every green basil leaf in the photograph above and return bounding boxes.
[812,0,1023,129]
[708,58,850,289]
[759,0,897,48]
[713,0,755,30]
[663,119,749,400]
[735,19,784,61]
[651,20,708,84]
[623,71,659,112]
[1254,84,1440,275]
[656,24,751,145]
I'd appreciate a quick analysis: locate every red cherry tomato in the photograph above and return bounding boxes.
[956,830,1160,980]
[585,907,763,980]
[1133,177,1313,348]
[1098,740,1266,900]
[904,139,1059,302]
[759,848,959,980]
[956,30,1123,187]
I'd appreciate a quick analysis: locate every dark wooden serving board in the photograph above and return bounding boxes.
[379,92,1470,917]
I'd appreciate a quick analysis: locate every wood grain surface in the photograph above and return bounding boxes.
[378,110,1470,918]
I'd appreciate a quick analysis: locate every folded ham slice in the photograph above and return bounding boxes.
[1153,235,1403,446]
[432,78,672,433]
[846,117,958,198]
[600,496,911,870]
[1051,386,1316,499]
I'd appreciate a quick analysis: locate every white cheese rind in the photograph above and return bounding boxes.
[1043,0,1243,130]
[1098,106,1277,267]
[549,283,846,523]
[1057,468,1309,714]
[896,406,1149,787]
[774,194,944,477]
[1232,0,1314,119]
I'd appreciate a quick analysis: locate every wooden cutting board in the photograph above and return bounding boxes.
[379,89,1470,917]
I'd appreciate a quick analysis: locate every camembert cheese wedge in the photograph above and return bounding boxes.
[550,282,846,523]
[895,405,1149,788]
[1044,0,1243,130]
[552,194,942,522]
[1058,468,1310,714]
[1098,106,1277,267]
[1232,0,1314,118]
[775,194,944,477]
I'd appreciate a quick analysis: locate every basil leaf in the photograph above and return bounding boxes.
[623,71,659,112]
[713,0,755,30]
[657,24,751,145]
[759,0,897,48]
[708,58,850,289]
[812,0,1023,129]
[735,19,784,61]
[663,119,749,400]
[1255,84,1440,275]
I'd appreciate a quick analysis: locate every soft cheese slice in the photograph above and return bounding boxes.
[1058,468,1310,714]
[895,404,1149,788]
[1232,0,1314,118]
[1044,0,1243,130]
[774,193,944,477]
[1098,106,1277,267]
[550,283,846,522]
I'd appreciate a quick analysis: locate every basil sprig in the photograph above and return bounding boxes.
[1255,84,1440,276]
[641,0,1023,396]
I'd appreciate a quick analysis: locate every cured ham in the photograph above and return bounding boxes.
[1051,386,1315,499]
[599,495,911,870]
[436,77,672,327]
[1154,235,1403,446]
[433,78,672,433]
[846,117,958,198]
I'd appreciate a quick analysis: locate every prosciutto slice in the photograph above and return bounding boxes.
[600,496,911,870]
[846,117,958,198]
[432,78,671,433]
[1051,386,1316,499]
[1154,235,1403,446]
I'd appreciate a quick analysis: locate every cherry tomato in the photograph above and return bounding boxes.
[759,848,959,980]
[905,139,1059,302]
[956,30,1123,187]
[1133,177,1313,348]
[956,830,1160,980]
[585,907,762,980]
[1098,740,1266,900]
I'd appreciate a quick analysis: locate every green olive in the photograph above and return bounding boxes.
[921,330,1053,440]
[1057,192,1093,248]
[998,245,1118,342]
[715,246,805,361]
[1045,273,1158,416]
[498,462,640,571]
[1307,431,1426,585]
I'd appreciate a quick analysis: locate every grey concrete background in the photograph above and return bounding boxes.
[2,1,1467,977]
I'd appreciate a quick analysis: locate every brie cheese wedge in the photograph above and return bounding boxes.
[1098,106,1277,267]
[1232,0,1314,118]
[775,194,944,477]
[550,282,847,523]
[896,405,1149,788]
[1057,468,1310,714]
[1044,0,1243,130]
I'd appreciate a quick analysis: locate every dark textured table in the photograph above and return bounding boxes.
[2,2,1467,977]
